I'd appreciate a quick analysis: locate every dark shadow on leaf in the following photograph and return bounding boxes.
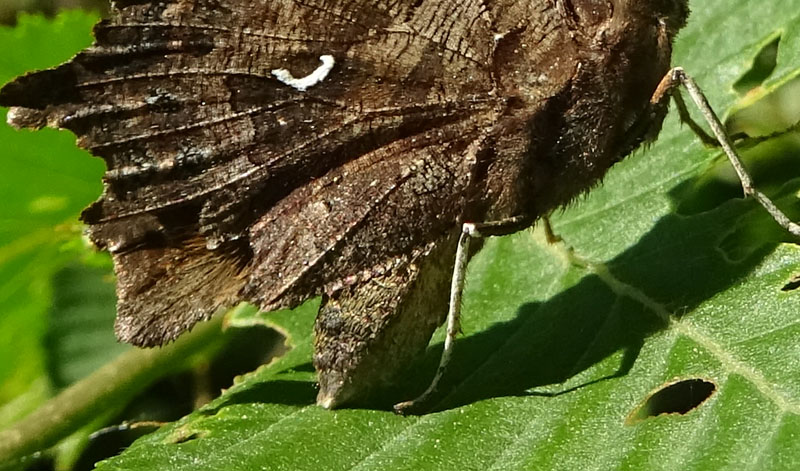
[408,278,657,411]
[202,380,318,413]
[291,363,317,373]
[395,179,797,412]
[671,135,800,218]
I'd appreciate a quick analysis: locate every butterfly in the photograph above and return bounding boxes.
[0,0,693,408]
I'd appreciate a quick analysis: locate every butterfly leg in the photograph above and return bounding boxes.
[542,214,563,244]
[652,74,718,147]
[653,67,800,237]
[394,215,535,414]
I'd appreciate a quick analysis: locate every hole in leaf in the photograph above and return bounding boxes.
[733,35,780,95]
[626,378,716,425]
[782,274,800,292]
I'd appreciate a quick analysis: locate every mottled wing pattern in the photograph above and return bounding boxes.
[0,0,501,345]
[245,115,489,309]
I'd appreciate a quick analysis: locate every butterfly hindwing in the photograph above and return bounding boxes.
[0,0,502,344]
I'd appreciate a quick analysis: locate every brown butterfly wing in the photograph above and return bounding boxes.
[243,115,492,310]
[0,0,503,345]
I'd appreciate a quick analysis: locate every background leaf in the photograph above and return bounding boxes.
[0,10,103,425]
[1,0,799,470]
[45,262,128,390]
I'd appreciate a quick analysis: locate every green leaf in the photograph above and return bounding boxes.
[46,262,128,390]
[0,10,102,419]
